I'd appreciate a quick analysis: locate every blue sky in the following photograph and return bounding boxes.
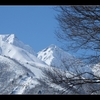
[0,5,62,52]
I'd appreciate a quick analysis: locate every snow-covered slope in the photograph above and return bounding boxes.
[0,54,67,94]
[0,34,35,55]
[37,44,74,68]
[0,55,35,94]
[0,34,43,63]
[0,54,51,94]
[37,44,93,78]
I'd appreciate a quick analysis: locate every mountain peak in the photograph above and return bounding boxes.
[49,44,57,48]
[44,44,62,52]
[8,33,16,39]
[0,33,17,44]
[37,44,73,69]
[9,33,16,37]
[47,44,70,56]
[0,33,36,56]
[6,34,18,44]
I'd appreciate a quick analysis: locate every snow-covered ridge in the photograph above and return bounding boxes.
[0,34,36,55]
[0,34,45,63]
[37,44,93,78]
[37,44,76,68]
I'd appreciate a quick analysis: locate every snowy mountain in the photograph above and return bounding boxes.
[0,34,35,55]
[0,34,97,94]
[37,44,93,78]
[0,34,65,94]
[0,34,43,63]
[37,44,74,69]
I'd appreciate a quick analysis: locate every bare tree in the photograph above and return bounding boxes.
[54,5,100,64]
[38,65,100,94]
[37,5,100,94]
